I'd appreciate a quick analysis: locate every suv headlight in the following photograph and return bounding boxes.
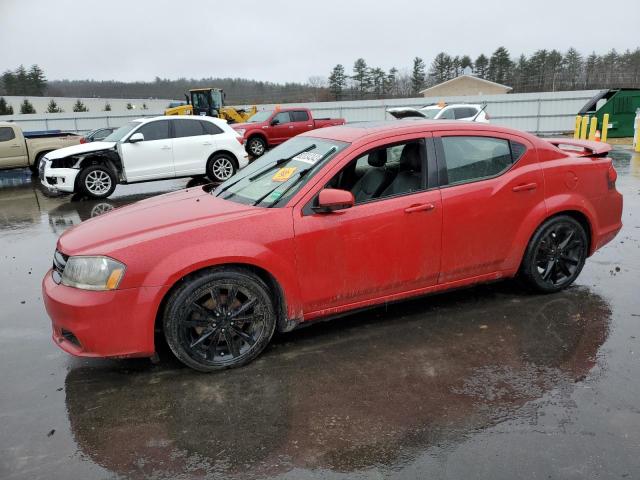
[61,256,126,291]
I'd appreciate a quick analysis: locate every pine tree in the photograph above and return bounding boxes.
[429,53,452,84]
[385,67,398,97]
[328,64,347,100]
[460,55,473,72]
[352,58,371,98]
[27,65,47,96]
[488,47,513,85]
[0,97,13,115]
[563,48,583,90]
[104,102,112,111]
[473,54,489,79]
[46,99,63,113]
[20,99,35,114]
[1,71,17,95]
[72,99,88,112]
[15,65,28,95]
[411,57,426,95]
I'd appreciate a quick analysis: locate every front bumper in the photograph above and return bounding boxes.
[40,159,79,193]
[43,270,168,358]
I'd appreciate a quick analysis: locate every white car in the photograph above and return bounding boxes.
[40,116,249,198]
[387,103,490,123]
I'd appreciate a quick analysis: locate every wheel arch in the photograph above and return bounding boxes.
[153,262,295,351]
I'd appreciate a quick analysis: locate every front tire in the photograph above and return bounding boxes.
[246,136,267,157]
[163,268,276,372]
[206,153,237,183]
[77,165,117,199]
[520,215,588,293]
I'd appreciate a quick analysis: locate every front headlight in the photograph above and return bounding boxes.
[61,256,126,291]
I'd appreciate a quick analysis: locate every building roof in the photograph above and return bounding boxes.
[419,75,513,95]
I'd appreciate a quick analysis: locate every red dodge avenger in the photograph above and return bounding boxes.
[43,120,623,372]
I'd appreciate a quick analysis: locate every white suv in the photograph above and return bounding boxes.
[41,116,249,198]
[387,104,490,123]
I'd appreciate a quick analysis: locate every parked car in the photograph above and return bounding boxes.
[231,107,345,157]
[43,120,623,372]
[388,103,490,122]
[0,122,81,173]
[80,127,116,143]
[40,115,248,198]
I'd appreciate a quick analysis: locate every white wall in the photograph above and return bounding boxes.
[1,95,172,116]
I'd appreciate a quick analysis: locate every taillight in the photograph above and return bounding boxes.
[485,112,491,120]
[607,163,617,189]
[79,137,86,144]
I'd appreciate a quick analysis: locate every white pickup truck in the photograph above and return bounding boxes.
[40,115,249,198]
[0,122,81,173]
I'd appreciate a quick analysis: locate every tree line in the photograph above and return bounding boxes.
[1,47,639,109]
[328,47,640,99]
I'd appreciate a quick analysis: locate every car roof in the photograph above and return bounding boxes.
[301,119,539,145]
[139,115,228,126]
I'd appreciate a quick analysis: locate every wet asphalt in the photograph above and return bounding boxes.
[0,148,639,480]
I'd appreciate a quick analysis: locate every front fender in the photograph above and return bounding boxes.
[141,239,304,322]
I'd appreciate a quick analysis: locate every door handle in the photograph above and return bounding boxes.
[202,142,212,146]
[160,145,171,150]
[10,144,21,148]
[512,182,537,192]
[404,203,435,213]
[288,126,294,129]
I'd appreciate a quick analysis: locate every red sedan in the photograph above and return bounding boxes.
[43,120,623,372]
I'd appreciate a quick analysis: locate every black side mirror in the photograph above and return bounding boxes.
[271,119,280,126]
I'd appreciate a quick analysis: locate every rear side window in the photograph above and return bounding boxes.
[137,120,170,141]
[173,119,205,138]
[454,107,477,119]
[200,120,223,135]
[440,136,523,185]
[0,127,16,142]
[291,110,309,122]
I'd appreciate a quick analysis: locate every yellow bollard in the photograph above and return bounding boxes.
[601,113,609,142]
[635,118,640,153]
[574,116,582,139]
[588,116,598,141]
[580,116,589,140]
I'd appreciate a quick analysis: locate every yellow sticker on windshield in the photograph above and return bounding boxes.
[272,167,297,182]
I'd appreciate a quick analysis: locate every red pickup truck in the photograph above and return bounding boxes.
[231,107,345,157]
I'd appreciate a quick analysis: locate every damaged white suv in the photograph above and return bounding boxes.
[40,116,248,198]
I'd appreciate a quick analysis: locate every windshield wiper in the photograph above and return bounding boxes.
[248,144,317,181]
[215,144,317,198]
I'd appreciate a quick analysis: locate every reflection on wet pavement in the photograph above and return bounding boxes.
[0,149,639,479]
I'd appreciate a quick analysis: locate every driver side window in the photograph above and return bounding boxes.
[272,112,290,125]
[136,120,170,141]
[327,140,426,205]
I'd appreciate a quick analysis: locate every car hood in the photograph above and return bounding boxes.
[57,187,260,255]
[46,141,117,159]
[230,122,258,130]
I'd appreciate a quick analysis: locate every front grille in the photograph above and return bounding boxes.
[52,250,68,283]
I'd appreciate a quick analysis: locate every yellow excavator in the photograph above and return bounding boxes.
[164,87,257,124]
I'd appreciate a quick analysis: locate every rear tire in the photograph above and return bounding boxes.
[246,136,267,157]
[206,153,237,183]
[520,215,588,293]
[163,268,276,372]
[77,165,117,199]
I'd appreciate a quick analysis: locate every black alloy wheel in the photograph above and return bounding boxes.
[521,215,588,293]
[163,269,276,372]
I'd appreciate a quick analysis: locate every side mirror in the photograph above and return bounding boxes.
[270,119,280,126]
[129,132,144,143]
[314,188,354,213]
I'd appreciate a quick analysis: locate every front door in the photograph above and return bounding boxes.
[119,119,174,182]
[293,136,442,315]
[268,111,292,144]
[0,127,27,168]
[434,131,544,282]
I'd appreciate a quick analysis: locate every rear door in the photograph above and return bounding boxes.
[171,118,217,176]
[119,119,174,182]
[0,126,28,168]
[290,110,313,136]
[434,131,544,283]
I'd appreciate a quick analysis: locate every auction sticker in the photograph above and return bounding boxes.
[292,152,323,164]
[272,167,297,182]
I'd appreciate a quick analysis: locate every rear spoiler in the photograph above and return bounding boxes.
[546,138,612,157]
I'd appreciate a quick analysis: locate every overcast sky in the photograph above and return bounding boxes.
[1,0,638,84]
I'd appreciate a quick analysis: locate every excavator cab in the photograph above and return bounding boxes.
[190,88,224,117]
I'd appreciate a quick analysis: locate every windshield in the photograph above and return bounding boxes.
[419,108,440,119]
[103,121,141,142]
[246,110,273,123]
[213,137,349,207]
